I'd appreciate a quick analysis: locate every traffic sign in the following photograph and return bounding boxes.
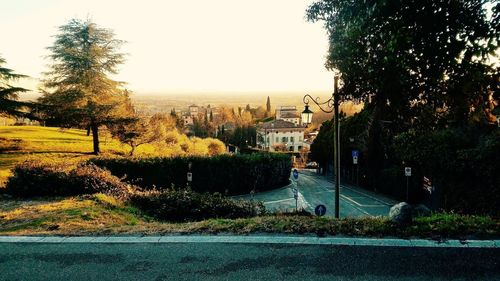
[315,204,327,216]
[352,150,359,157]
[405,167,411,177]
[353,155,358,165]
[187,172,193,182]
[292,169,299,180]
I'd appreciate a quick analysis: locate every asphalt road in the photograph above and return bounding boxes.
[0,242,498,281]
[235,169,397,217]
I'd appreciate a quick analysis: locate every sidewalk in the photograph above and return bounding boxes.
[0,235,498,248]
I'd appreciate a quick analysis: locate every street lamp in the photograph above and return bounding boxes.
[301,105,313,125]
[302,76,341,218]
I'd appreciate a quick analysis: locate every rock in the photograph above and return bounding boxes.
[389,202,413,224]
[413,204,431,217]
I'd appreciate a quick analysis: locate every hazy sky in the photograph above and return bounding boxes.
[0,0,335,94]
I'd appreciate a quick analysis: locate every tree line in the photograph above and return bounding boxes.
[308,0,499,215]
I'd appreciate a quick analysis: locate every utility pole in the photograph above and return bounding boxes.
[334,76,340,218]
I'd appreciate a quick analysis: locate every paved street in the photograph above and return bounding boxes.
[235,169,397,217]
[0,239,498,281]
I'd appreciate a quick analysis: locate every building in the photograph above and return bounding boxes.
[188,105,199,117]
[275,106,300,125]
[182,114,194,126]
[256,119,308,152]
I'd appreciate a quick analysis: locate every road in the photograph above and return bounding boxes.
[0,241,498,280]
[235,169,397,217]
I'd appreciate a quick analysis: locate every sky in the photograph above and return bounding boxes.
[0,0,335,95]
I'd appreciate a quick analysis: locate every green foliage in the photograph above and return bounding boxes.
[129,188,265,222]
[90,153,292,195]
[0,56,30,117]
[39,18,130,154]
[227,125,257,148]
[393,128,500,215]
[307,0,498,127]
[4,162,130,199]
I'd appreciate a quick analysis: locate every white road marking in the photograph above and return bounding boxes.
[263,198,295,204]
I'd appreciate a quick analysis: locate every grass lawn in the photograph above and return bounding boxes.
[1,125,498,239]
[0,125,159,186]
[0,194,498,238]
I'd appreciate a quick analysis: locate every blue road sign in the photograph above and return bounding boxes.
[315,204,327,216]
[292,169,299,180]
[352,150,359,157]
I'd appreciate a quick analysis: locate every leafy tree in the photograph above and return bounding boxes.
[229,125,257,148]
[307,0,499,194]
[111,113,173,156]
[40,18,128,154]
[0,56,30,117]
[306,0,499,128]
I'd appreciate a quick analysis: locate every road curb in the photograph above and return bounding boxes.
[0,235,498,248]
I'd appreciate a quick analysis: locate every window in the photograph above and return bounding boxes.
[299,136,303,142]
[282,137,288,143]
[276,137,279,143]
[290,137,294,143]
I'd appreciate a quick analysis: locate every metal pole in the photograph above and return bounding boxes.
[334,76,340,218]
[356,165,359,186]
[406,176,409,202]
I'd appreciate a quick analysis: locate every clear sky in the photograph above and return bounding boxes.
[0,0,335,94]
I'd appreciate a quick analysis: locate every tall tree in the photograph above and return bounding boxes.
[266,96,271,113]
[306,0,499,128]
[0,56,30,117]
[40,19,128,154]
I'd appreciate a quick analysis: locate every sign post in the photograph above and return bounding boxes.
[352,150,359,185]
[405,167,411,202]
[187,162,193,188]
[292,188,298,212]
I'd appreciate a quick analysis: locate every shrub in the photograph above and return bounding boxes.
[4,161,130,199]
[393,128,500,216]
[0,137,22,152]
[90,153,292,195]
[129,188,265,222]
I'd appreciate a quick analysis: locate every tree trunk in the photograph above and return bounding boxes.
[86,126,91,136]
[91,124,100,155]
[129,144,136,156]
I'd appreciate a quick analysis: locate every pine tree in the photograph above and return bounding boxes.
[40,19,128,155]
[0,56,30,117]
[266,96,271,113]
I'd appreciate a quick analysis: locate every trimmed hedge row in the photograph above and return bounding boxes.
[4,162,130,199]
[90,153,292,195]
[129,189,265,222]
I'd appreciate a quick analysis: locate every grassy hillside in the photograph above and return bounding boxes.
[0,126,153,186]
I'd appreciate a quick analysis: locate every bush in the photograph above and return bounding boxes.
[90,153,292,195]
[4,161,130,199]
[393,128,500,216]
[129,188,265,222]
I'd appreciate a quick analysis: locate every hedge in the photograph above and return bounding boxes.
[90,153,292,195]
[129,189,265,222]
[4,161,130,199]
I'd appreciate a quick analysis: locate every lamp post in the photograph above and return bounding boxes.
[301,76,341,218]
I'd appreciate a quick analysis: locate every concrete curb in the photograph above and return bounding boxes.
[0,235,497,248]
